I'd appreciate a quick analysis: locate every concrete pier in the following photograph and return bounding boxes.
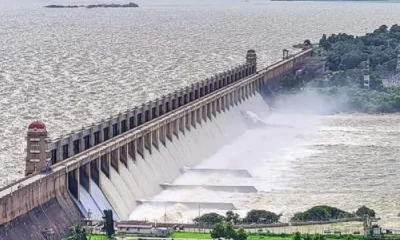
[0,48,312,238]
[160,184,258,193]
[181,168,252,177]
[136,200,237,210]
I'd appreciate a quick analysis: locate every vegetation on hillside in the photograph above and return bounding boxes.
[279,24,400,113]
[319,24,400,72]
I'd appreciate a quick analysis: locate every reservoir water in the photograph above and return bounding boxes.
[1,0,400,228]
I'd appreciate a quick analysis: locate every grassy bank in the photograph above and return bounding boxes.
[89,232,400,240]
[171,232,212,239]
[170,232,365,240]
[90,235,109,240]
[90,236,108,240]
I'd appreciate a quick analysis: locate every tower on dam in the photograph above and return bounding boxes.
[246,49,257,65]
[25,121,50,176]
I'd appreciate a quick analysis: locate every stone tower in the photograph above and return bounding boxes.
[25,121,50,176]
[246,49,257,65]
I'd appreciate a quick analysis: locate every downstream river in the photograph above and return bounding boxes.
[1,0,400,228]
[131,112,400,229]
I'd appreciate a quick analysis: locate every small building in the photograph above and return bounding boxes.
[115,221,172,237]
[372,226,381,235]
[116,222,153,234]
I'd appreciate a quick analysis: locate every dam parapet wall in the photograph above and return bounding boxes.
[0,48,312,232]
[46,58,257,166]
[0,169,69,225]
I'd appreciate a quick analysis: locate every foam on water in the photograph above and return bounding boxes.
[128,95,400,228]
[129,93,266,220]
[129,93,335,223]
[73,92,400,227]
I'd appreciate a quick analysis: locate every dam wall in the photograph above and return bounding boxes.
[46,59,257,166]
[0,170,70,225]
[0,193,81,240]
[0,48,312,236]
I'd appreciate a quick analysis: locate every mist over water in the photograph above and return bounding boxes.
[130,93,400,228]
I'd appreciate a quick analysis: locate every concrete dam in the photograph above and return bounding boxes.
[0,48,312,239]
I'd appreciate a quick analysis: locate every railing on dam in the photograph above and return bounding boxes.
[42,49,310,173]
[46,60,257,166]
[0,48,312,226]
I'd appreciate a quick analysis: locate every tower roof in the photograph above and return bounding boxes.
[28,121,46,130]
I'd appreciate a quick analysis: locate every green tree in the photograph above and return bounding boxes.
[319,34,327,48]
[194,212,225,224]
[304,39,312,46]
[304,234,312,240]
[375,24,388,33]
[64,224,87,240]
[236,228,248,240]
[211,222,225,239]
[369,72,383,90]
[279,75,303,91]
[329,71,349,87]
[356,206,376,218]
[224,222,237,240]
[341,51,363,69]
[320,24,400,73]
[102,209,115,238]
[293,232,301,240]
[226,211,240,224]
[313,234,326,240]
[291,205,354,222]
[244,210,281,223]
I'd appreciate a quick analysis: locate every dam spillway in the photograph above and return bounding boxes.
[181,168,252,177]
[80,84,264,219]
[0,48,312,239]
[136,200,237,210]
[159,184,258,193]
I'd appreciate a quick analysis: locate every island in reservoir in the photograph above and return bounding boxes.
[45,3,139,8]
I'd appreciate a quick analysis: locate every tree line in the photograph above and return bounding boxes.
[194,210,281,225]
[319,24,400,73]
[194,205,375,225]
